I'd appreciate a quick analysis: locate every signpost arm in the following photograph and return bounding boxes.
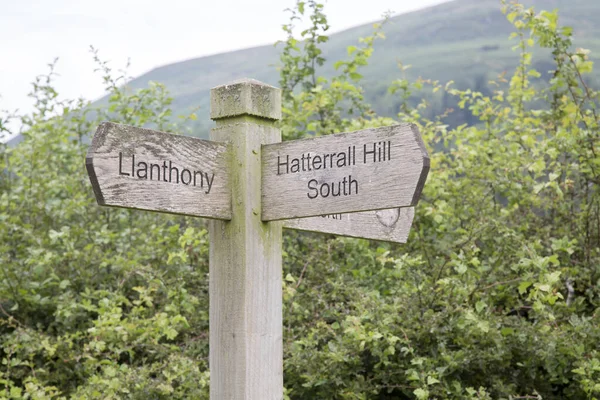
[208,79,283,399]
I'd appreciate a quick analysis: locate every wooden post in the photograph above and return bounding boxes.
[208,79,283,399]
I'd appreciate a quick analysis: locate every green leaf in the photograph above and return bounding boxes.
[475,301,487,313]
[477,321,490,333]
[518,281,533,294]
[427,376,440,385]
[455,262,467,275]
[501,327,515,336]
[414,388,429,399]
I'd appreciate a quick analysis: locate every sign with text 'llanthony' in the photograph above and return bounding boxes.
[261,124,429,221]
[86,122,231,219]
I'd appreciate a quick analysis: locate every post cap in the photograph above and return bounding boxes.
[210,78,281,121]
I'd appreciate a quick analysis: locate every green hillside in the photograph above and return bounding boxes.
[121,0,600,137]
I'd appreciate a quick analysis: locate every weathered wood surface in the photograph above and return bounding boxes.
[86,122,231,219]
[208,79,283,400]
[284,207,415,243]
[261,124,429,221]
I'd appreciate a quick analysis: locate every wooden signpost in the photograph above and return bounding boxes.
[86,78,429,399]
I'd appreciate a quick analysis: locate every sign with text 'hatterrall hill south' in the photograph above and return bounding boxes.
[261,124,430,221]
[86,122,231,220]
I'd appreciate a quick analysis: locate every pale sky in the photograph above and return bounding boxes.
[0,0,449,123]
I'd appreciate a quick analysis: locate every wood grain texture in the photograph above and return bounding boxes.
[261,124,429,221]
[208,80,283,400]
[86,122,231,220]
[284,207,414,243]
[209,119,283,400]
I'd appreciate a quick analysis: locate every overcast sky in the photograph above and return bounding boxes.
[1,0,449,120]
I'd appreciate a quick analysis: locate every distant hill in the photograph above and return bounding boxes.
[8,0,599,145]
[114,0,599,138]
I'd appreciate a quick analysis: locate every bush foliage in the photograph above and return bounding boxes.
[1,1,599,399]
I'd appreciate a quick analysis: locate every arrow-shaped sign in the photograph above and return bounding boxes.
[86,122,231,219]
[261,124,429,221]
[284,207,415,243]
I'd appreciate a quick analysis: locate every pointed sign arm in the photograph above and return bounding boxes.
[261,123,429,221]
[283,207,415,243]
[86,122,232,219]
